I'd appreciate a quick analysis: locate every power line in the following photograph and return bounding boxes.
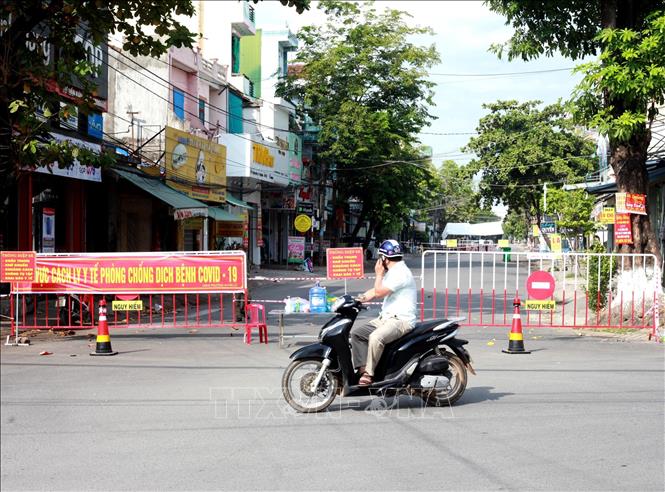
[107,48,299,138]
[103,56,300,154]
[429,67,574,76]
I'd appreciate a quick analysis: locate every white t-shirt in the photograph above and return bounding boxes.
[381,261,417,326]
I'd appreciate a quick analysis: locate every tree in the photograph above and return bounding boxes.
[424,160,492,236]
[545,187,596,248]
[486,1,665,261]
[502,208,528,241]
[277,0,440,246]
[463,100,595,227]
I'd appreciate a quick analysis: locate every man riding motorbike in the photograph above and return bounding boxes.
[352,239,417,386]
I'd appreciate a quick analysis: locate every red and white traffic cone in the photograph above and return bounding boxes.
[90,299,117,356]
[502,296,531,354]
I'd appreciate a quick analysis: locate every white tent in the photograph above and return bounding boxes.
[442,221,503,238]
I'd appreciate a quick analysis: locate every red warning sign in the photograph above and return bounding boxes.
[526,270,555,300]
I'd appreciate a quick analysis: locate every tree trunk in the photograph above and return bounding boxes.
[362,220,376,250]
[611,132,662,265]
[349,203,368,245]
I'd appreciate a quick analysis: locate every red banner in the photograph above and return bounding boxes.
[326,248,364,279]
[13,252,246,294]
[614,213,633,245]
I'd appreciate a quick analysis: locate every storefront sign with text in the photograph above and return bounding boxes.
[615,193,646,215]
[614,213,633,244]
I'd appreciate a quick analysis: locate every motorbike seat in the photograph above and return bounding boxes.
[404,318,458,339]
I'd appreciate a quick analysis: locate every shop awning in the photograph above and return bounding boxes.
[112,168,208,219]
[226,194,255,209]
[208,207,244,222]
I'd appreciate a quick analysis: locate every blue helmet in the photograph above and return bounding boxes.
[378,239,403,259]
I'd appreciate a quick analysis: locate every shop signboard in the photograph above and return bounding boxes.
[287,236,305,264]
[165,126,226,203]
[615,193,646,215]
[614,213,633,244]
[599,207,615,224]
[540,222,556,234]
[34,133,102,182]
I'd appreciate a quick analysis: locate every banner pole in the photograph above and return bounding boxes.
[344,279,347,295]
[15,288,19,345]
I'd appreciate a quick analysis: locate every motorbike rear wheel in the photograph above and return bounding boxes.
[282,358,338,413]
[424,352,467,407]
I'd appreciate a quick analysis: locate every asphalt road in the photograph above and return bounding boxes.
[1,320,663,491]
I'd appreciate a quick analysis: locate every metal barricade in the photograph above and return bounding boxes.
[420,250,661,338]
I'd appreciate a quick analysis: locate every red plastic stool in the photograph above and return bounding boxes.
[244,303,268,344]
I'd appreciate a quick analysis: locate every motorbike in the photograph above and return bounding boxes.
[282,295,475,413]
[56,293,92,326]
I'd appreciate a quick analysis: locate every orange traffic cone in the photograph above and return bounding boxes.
[90,299,117,356]
[502,296,531,354]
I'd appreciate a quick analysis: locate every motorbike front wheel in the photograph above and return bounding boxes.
[424,352,467,407]
[282,358,338,413]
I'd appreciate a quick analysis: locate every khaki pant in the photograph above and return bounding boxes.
[350,316,413,376]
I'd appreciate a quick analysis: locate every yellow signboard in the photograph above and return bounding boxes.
[112,300,143,311]
[525,300,555,311]
[253,143,274,168]
[294,214,312,233]
[165,126,226,203]
[599,207,615,224]
[446,239,458,248]
[532,225,540,237]
[549,233,562,253]
[497,239,509,248]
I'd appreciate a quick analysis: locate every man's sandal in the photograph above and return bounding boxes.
[358,373,373,386]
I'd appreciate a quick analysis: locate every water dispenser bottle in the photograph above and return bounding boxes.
[309,281,327,313]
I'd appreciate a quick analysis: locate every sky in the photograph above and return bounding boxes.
[256,0,591,216]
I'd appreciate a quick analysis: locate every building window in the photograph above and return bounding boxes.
[231,34,240,74]
[173,88,185,119]
[198,98,206,124]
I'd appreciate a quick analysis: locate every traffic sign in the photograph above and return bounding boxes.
[526,270,555,300]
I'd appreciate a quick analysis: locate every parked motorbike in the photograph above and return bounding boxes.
[56,294,92,326]
[282,295,475,413]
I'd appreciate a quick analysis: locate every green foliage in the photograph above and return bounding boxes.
[502,208,528,240]
[0,0,201,203]
[571,11,665,144]
[486,0,665,61]
[277,0,440,239]
[485,1,665,259]
[463,100,595,223]
[587,241,615,311]
[425,160,491,233]
[276,0,311,14]
[545,187,596,238]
